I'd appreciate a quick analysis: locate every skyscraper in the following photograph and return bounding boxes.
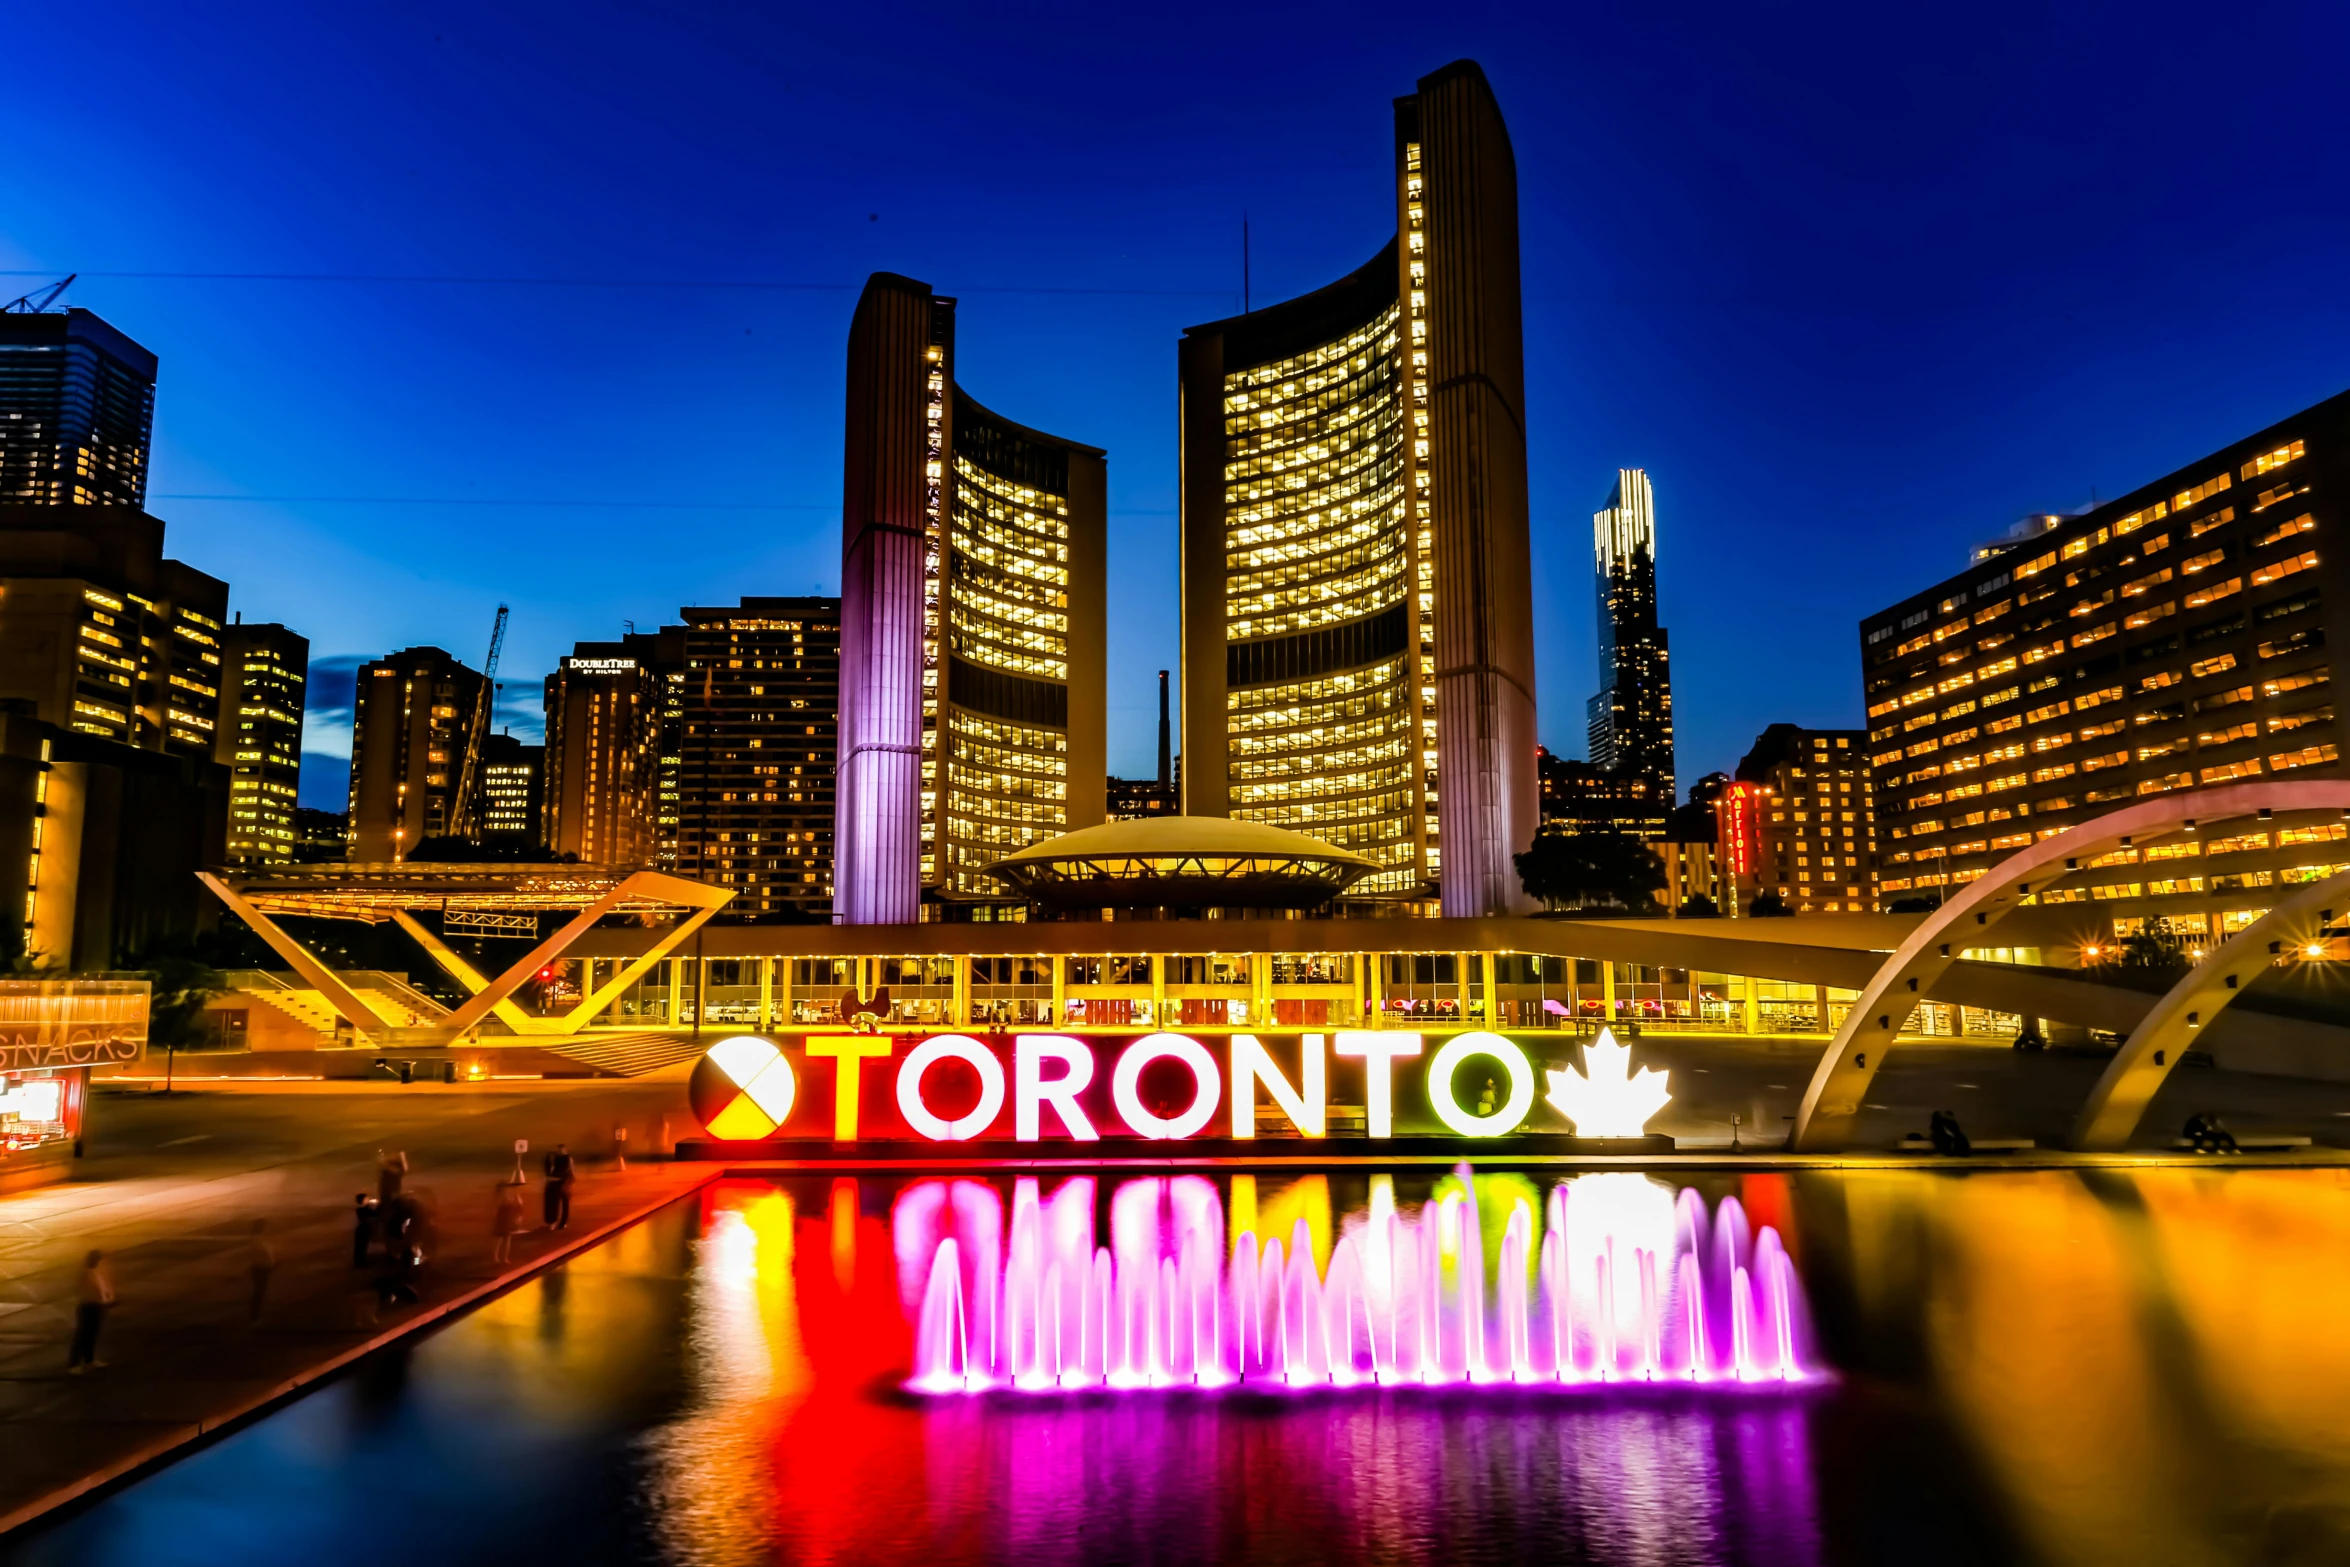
[1587,468,1675,820]
[216,620,307,865]
[0,308,156,509]
[835,274,1107,922]
[542,641,663,864]
[1178,60,1538,916]
[346,647,486,861]
[676,596,839,918]
[477,732,543,845]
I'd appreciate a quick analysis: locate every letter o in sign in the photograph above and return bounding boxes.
[1111,1032,1222,1139]
[1427,1031,1536,1137]
[896,1034,1007,1141]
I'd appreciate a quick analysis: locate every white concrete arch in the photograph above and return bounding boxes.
[1791,781,2350,1152]
[2070,865,2350,1150]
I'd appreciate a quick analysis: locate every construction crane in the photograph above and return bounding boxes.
[449,604,508,839]
[3,275,75,314]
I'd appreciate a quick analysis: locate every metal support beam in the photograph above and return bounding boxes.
[197,873,393,1045]
[2072,866,2350,1150]
[390,910,538,1034]
[1794,782,2350,1151]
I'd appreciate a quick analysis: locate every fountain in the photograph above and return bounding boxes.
[895,1167,1816,1393]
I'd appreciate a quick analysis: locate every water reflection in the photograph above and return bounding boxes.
[24,1167,2350,1565]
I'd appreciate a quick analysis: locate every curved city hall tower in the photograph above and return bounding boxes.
[835,274,1106,923]
[1180,61,1537,915]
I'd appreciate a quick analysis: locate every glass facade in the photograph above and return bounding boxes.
[1220,303,1426,895]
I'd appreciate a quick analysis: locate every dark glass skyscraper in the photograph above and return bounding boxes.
[0,308,157,509]
[1586,468,1675,824]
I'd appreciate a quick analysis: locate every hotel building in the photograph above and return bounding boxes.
[1864,388,2350,939]
[677,596,839,918]
[1587,468,1675,823]
[542,640,663,865]
[835,275,1107,922]
[216,620,307,865]
[1725,725,1878,914]
[1178,61,1538,916]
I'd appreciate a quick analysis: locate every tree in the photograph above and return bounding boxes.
[131,941,226,1094]
[1888,894,1942,914]
[2113,916,2190,980]
[1514,828,1667,913]
[1748,889,1793,918]
[1677,893,1722,919]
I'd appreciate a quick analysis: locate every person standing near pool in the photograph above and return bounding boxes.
[68,1250,115,1373]
[541,1143,575,1230]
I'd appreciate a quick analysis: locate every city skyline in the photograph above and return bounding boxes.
[7,7,2348,813]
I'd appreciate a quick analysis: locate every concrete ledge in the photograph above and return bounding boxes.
[0,1166,724,1539]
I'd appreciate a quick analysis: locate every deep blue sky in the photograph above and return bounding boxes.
[6,1,2347,810]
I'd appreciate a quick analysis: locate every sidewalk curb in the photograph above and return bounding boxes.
[0,1166,726,1539]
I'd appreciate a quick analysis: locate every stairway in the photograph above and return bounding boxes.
[542,1032,707,1078]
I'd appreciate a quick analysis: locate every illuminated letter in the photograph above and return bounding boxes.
[1111,1032,1221,1139]
[1335,1031,1422,1139]
[1015,1034,1099,1141]
[1427,1031,1536,1137]
[896,1034,1008,1142]
[1228,1033,1325,1138]
[805,1034,894,1141]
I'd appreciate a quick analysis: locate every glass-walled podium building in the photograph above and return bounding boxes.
[1179,60,1539,918]
[835,274,1108,922]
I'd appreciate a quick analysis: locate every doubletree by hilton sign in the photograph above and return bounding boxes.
[688,1029,1673,1146]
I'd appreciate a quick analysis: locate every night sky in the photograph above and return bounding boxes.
[6,1,2347,810]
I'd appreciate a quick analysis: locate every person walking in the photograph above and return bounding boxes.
[376,1150,408,1208]
[245,1219,277,1323]
[351,1193,379,1268]
[68,1249,115,1373]
[541,1143,575,1231]
[491,1179,525,1264]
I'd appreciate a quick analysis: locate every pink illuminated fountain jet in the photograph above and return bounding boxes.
[897,1167,1814,1394]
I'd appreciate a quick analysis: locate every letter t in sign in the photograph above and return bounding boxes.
[1334,1032,1422,1139]
[805,1035,894,1141]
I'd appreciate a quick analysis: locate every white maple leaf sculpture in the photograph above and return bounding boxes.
[1544,1028,1672,1138]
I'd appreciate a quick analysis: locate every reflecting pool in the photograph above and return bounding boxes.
[16,1166,2350,1566]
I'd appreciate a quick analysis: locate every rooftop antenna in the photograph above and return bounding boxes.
[2,275,75,314]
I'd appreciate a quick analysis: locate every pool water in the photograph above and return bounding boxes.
[12,1166,2350,1566]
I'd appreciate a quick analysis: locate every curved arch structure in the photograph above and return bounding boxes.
[2071,864,2350,1149]
[1792,781,2350,1151]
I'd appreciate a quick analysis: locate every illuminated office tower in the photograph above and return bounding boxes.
[477,733,543,844]
[1586,468,1675,826]
[1179,61,1538,915]
[215,620,307,865]
[835,274,1106,922]
[346,646,485,862]
[0,307,156,508]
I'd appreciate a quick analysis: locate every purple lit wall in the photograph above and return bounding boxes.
[834,274,937,925]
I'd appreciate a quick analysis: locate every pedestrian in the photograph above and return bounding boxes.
[68,1249,115,1373]
[377,1149,408,1208]
[351,1193,379,1267]
[246,1218,277,1323]
[491,1179,525,1264]
[374,1194,425,1308]
[542,1143,575,1230]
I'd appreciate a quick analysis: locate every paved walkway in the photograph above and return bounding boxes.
[0,1075,717,1533]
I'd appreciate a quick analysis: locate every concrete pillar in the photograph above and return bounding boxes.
[1742,976,1760,1036]
[1365,951,1383,1026]
[951,954,969,1028]
[758,956,774,1032]
[1480,950,1499,1027]
[1813,983,1830,1036]
[665,958,682,1027]
[1601,961,1617,1023]
[1151,954,1168,1030]
[1051,953,1067,1029]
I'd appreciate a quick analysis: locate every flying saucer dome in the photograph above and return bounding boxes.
[985,817,1376,911]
